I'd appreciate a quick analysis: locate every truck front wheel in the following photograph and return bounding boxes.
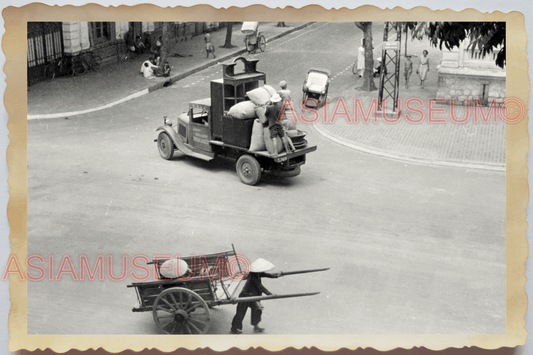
[236,155,261,185]
[157,132,175,160]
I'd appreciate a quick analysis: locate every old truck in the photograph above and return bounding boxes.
[155,57,317,185]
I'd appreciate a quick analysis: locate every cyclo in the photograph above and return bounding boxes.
[241,22,266,53]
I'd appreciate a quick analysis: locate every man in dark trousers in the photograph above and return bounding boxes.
[256,94,295,156]
[230,258,282,334]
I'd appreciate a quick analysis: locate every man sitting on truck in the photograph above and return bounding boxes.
[256,93,295,156]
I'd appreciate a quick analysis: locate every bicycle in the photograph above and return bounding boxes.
[44,54,86,80]
[79,50,103,72]
[245,31,266,53]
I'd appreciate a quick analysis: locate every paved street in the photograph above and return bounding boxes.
[27,22,505,336]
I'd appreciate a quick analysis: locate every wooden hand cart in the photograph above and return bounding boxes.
[127,247,328,334]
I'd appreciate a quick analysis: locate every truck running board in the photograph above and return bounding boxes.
[174,136,214,161]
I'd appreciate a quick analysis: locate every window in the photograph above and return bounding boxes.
[90,22,114,45]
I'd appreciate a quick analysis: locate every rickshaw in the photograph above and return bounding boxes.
[241,22,266,53]
[127,246,329,334]
[302,68,331,108]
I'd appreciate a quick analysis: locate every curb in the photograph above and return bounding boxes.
[28,22,316,120]
[312,123,506,172]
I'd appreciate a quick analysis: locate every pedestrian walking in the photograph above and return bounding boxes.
[357,44,365,77]
[404,55,413,88]
[417,50,430,88]
[230,258,283,334]
[204,33,216,59]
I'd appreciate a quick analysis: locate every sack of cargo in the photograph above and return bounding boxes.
[249,119,266,151]
[228,101,257,119]
[247,87,272,106]
[262,84,277,97]
[241,22,259,35]
[263,126,284,155]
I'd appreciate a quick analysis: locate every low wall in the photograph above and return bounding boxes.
[436,67,506,106]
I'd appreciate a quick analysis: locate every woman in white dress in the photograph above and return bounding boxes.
[357,45,365,77]
[417,50,430,88]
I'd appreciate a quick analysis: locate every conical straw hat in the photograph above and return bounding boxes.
[250,258,275,273]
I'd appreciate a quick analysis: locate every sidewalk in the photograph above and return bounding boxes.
[27,22,505,171]
[27,22,313,119]
[313,29,506,171]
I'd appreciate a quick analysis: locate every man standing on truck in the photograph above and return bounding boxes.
[230,258,282,334]
[256,94,295,156]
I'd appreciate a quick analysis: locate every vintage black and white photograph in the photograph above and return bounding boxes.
[6,4,528,352]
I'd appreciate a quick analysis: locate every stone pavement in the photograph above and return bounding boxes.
[27,22,505,171]
[312,29,506,171]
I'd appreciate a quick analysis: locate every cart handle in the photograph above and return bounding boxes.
[229,292,320,304]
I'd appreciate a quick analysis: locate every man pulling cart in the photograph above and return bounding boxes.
[127,246,329,334]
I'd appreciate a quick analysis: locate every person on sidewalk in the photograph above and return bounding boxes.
[230,258,282,334]
[357,44,365,77]
[204,33,216,59]
[140,57,158,79]
[256,94,296,156]
[417,50,430,88]
[404,55,413,88]
[134,35,146,54]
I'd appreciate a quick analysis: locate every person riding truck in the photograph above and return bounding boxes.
[256,93,296,156]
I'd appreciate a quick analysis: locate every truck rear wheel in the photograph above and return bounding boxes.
[157,132,175,160]
[236,155,261,185]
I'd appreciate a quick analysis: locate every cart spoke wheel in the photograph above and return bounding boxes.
[259,36,266,52]
[153,287,210,334]
[157,132,175,160]
[236,155,261,185]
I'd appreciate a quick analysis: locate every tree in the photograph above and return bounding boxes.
[354,22,377,91]
[159,22,172,71]
[220,22,237,49]
[277,22,287,27]
[411,22,505,68]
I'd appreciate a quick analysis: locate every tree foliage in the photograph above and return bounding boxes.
[411,22,505,68]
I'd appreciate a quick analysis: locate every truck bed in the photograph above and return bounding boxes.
[210,140,317,159]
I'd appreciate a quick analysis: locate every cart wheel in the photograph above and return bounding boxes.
[352,61,357,75]
[92,55,102,72]
[236,155,261,185]
[153,287,211,334]
[44,64,56,81]
[157,132,175,160]
[258,36,266,52]
[72,57,87,76]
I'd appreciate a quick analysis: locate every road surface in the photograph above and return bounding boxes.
[27,22,505,335]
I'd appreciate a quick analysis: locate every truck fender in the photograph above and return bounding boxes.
[155,126,180,147]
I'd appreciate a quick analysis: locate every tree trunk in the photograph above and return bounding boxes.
[160,22,172,70]
[354,22,377,91]
[222,22,235,48]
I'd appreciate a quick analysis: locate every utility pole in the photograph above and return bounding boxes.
[377,22,402,118]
